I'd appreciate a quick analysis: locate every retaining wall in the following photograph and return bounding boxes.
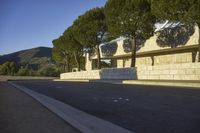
[100,68,136,80]
[137,62,200,80]
[60,63,200,80]
[117,51,199,68]
[60,68,136,80]
[60,70,100,80]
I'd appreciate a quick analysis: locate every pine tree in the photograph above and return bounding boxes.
[63,26,83,71]
[104,0,155,67]
[73,7,107,69]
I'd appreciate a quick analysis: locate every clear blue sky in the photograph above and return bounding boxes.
[0,0,106,55]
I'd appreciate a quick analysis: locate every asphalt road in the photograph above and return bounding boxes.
[0,81,80,133]
[13,81,200,133]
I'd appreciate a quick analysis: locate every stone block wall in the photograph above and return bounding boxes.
[100,68,136,80]
[117,59,124,68]
[61,63,200,80]
[117,51,199,68]
[86,25,199,70]
[60,70,100,80]
[60,68,137,80]
[85,54,92,70]
[137,62,200,80]
[89,25,199,60]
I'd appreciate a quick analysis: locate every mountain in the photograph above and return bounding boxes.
[0,47,53,69]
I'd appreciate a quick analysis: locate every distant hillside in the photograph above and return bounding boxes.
[0,47,53,69]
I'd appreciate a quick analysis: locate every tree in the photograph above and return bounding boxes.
[151,0,200,61]
[52,37,71,72]
[9,62,18,75]
[0,62,18,75]
[63,26,84,71]
[73,7,107,69]
[0,63,7,75]
[52,39,64,71]
[104,0,156,67]
[17,66,30,76]
[38,65,59,77]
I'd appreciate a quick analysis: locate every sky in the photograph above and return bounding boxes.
[0,0,107,55]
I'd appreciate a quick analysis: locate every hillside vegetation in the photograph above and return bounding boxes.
[0,47,60,77]
[0,47,52,69]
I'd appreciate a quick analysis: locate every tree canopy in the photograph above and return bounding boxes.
[52,37,71,72]
[72,7,107,69]
[0,62,18,75]
[151,0,199,23]
[52,39,64,65]
[104,0,156,67]
[63,26,83,70]
[52,26,85,72]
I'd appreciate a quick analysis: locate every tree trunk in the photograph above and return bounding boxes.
[63,64,65,72]
[198,23,200,62]
[64,58,68,72]
[73,51,80,71]
[62,55,66,72]
[66,55,69,72]
[62,51,68,72]
[96,45,101,69]
[63,55,69,72]
[131,35,136,67]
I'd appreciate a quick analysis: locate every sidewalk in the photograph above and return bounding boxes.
[0,81,80,133]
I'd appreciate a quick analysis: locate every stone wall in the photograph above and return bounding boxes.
[61,63,200,80]
[118,51,199,68]
[85,25,199,70]
[60,68,136,80]
[100,68,136,79]
[89,25,199,60]
[137,62,200,80]
[60,70,100,80]
[137,25,199,53]
[85,54,92,70]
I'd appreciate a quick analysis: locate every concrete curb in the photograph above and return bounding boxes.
[8,81,134,133]
[53,79,89,82]
[53,79,200,88]
[123,80,200,88]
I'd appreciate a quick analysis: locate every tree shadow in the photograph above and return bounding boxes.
[100,41,118,57]
[88,48,97,58]
[123,34,145,53]
[156,24,195,48]
[99,67,138,80]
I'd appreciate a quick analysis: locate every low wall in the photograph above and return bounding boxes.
[61,63,200,80]
[137,62,200,80]
[60,68,136,80]
[100,68,136,80]
[60,70,100,80]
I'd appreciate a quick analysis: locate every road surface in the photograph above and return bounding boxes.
[0,81,80,133]
[13,80,200,133]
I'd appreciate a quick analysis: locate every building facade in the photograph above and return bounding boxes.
[86,24,199,70]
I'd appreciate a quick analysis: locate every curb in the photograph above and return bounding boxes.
[53,79,89,82]
[8,81,134,133]
[122,80,200,88]
[53,79,200,88]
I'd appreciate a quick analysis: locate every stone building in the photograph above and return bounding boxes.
[86,24,199,70]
